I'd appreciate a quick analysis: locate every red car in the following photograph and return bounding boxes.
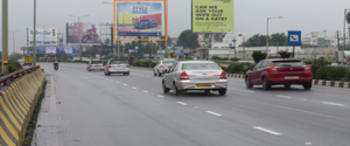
[245,59,313,90]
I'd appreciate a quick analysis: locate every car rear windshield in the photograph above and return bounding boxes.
[91,61,102,64]
[182,63,220,70]
[273,61,305,67]
[111,60,128,64]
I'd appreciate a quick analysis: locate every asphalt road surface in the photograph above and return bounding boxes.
[34,63,350,146]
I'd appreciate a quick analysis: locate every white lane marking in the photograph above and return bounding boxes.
[276,95,292,99]
[253,126,281,136]
[176,101,188,106]
[206,111,223,117]
[123,83,128,86]
[132,86,137,89]
[303,99,308,101]
[304,142,312,145]
[143,90,149,93]
[157,95,165,98]
[321,101,345,107]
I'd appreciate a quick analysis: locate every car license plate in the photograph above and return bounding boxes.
[285,76,299,80]
[196,84,212,88]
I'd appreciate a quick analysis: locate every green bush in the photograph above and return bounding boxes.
[227,63,254,74]
[252,51,267,63]
[327,67,349,81]
[346,72,350,81]
[132,59,157,68]
[314,66,330,80]
[0,60,23,74]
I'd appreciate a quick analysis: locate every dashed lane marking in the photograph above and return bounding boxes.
[176,101,188,106]
[206,111,223,117]
[143,90,149,93]
[321,101,345,107]
[276,95,292,99]
[253,126,281,136]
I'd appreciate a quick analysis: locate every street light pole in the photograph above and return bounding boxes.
[266,16,283,54]
[2,0,9,74]
[33,0,37,66]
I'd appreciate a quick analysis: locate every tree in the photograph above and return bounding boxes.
[177,30,199,49]
[242,33,288,47]
[252,51,267,63]
[278,51,292,59]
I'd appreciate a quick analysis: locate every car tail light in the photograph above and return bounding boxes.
[159,65,165,69]
[126,64,129,68]
[108,64,112,68]
[220,71,227,79]
[180,72,189,80]
[268,66,277,72]
[88,64,92,67]
[304,65,311,72]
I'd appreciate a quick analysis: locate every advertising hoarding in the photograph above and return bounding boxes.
[66,23,102,44]
[192,0,234,33]
[118,1,164,37]
[28,28,58,46]
[114,0,168,41]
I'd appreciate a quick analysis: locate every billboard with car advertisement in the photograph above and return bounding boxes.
[28,28,58,46]
[192,0,234,33]
[114,0,168,41]
[118,1,163,37]
[66,23,102,44]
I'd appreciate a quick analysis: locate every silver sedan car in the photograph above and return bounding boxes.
[162,61,228,96]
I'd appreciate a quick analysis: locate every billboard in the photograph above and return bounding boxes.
[192,0,234,33]
[28,28,58,46]
[66,23,102,44]
[114,0,168,41]
[117,1,164,37]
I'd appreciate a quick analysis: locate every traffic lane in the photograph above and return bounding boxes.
[105,67,350,146]
[40,63,286,146]
[228,77,350,106]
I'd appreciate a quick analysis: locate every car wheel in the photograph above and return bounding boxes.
[174,83,181,96]
[218,89,227,96]
[284,84,291,89]
[303,82,312,90]
[153,71,157,76]
[262,77,271,90]
[205,90,211,95]
[162,81,170,94]
[158,72,162,77]
[104,72,110,76]
[245,77,253,89]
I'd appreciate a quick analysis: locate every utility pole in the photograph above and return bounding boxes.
[33,0,37,66]
[2,0,9,74]
[266,16,283,54]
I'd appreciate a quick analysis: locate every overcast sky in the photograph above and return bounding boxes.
[1,0,350,53]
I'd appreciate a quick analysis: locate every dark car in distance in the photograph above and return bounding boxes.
[245,59,313,90]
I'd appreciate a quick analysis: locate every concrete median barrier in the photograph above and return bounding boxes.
[0,68,45,146]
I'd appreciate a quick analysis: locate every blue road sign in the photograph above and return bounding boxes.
[288,31,302,46]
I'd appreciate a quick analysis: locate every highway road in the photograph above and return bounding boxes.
[34,63,350,146]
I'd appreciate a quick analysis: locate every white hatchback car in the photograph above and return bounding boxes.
[104,59,130,76]
[87,60,104,71]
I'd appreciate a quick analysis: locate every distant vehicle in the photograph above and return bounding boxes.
[54,61,59,71]
[153,58,177,76]
[134,19,158,29]
[245,59,313,90]
[104,59,130,76]
[162,61,228,96]
[87,60,104,71]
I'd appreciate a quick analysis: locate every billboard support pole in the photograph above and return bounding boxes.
[2,0,9,74]
[33,0,37,66]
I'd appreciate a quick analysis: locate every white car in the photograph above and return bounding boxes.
[87,60,104,71]
[104,59,130,76]
[153,58,177,76]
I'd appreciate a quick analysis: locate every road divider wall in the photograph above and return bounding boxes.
[228,73,350,89]
[0,68,45,146]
